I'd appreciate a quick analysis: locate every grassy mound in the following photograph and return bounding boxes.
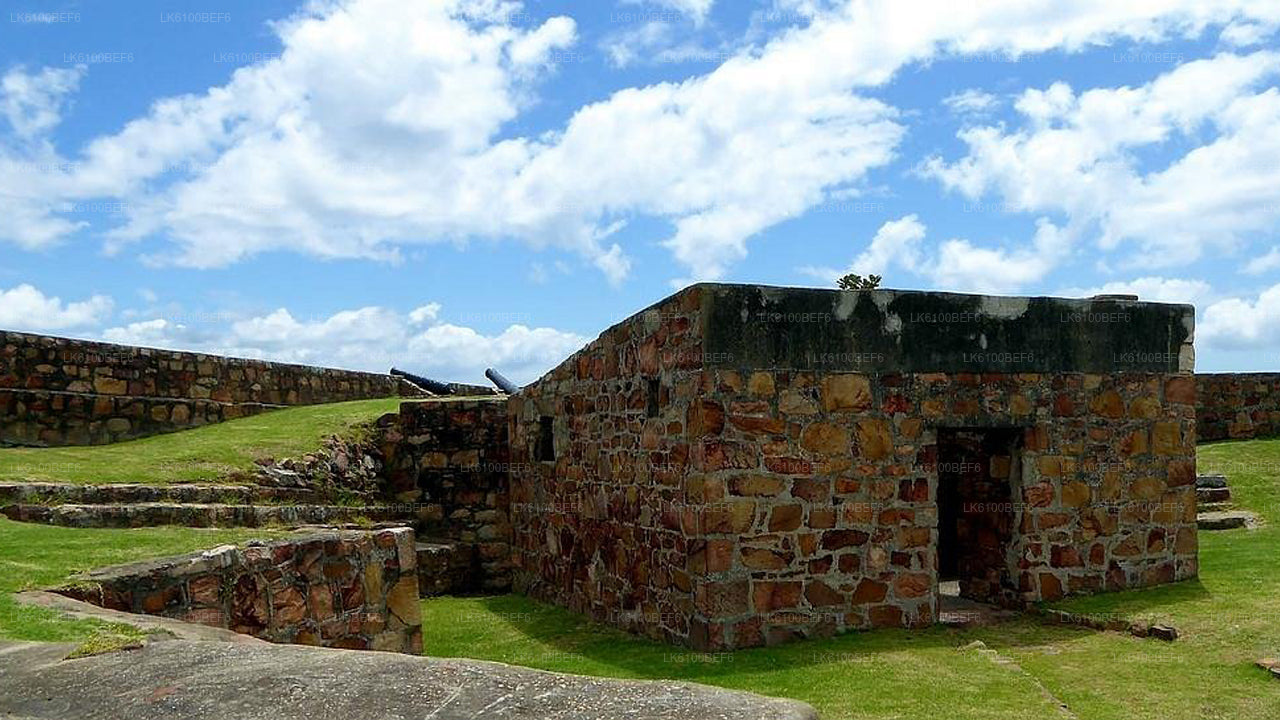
[0,398,401,485]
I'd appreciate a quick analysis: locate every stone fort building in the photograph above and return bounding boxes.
[507,283,1198,650]
[1,282,1202,652]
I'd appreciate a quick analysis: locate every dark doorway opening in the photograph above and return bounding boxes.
[936,427,1022,606]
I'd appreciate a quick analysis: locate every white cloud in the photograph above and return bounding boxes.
[799,213,924,283]
[408,303,443,325]
[1220,19,1277,48]
[7,0,1280,282]
[930,219,1072,294]
[603,21,663,68]
[1201,283,1280,350]
[922,50,1280,269]
[600,21,706,68]
[942,89,1000,117]
[1060,276,1212,304]
[802,214,1070,294]
[1244,246,1280,275]
[618,0,716,25]
[0,66,90,248]
[101,318,179,346]
[0,65,84,139]
[0,284,113,331]
[96,302,586,384]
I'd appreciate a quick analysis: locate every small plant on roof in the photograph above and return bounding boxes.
[837,273,882,290]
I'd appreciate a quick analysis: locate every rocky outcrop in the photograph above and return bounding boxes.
[0,640,819,720]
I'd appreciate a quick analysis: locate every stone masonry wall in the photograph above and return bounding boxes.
[509,287,706,647]
[1196,373,1280,441]
[381,398,513,592]
[509,283,1198,651]
[686,368,1198,649]
[0,330,405,447]
[56,528,422,654]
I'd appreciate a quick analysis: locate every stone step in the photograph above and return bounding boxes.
[1197,511,1260,531]
[0,481,342,507]
[1195,474,1229,490]
[416,540,477,597]
[1197,487,1232,504]
[1198,501,1235,514]
[0,503,412,529]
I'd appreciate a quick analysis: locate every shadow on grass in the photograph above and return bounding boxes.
[449,593,1104,682]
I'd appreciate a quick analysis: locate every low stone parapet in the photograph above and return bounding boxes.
[54,528,422,654]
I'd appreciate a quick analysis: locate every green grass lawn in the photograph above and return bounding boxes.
[0,518,283,644]
[420,438,1280,720]
[0,398,401,485]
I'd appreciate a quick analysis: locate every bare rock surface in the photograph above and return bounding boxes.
[0,640,818,720]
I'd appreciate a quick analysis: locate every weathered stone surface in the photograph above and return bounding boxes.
[505,284,1200,650]
[0,641,818,720]
[1197,373,1280,441]
[51,529,421,655]
[1197,511,1258,531]
[821,375,872,412]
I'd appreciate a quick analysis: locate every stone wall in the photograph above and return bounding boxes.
[56,528,422,654]
[509,283,1199,650]
[682,366,1197,649]
[509,288,706,646]
[0,330,406,447]
[1196,373,1280,441]
[381,398,513,592]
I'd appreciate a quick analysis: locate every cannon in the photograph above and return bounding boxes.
[389,368,454,395]
[485,368,518,394]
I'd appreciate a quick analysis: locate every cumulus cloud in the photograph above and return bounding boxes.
[1244,246,1280,275]
[942,89,1001,118]
[0,280,583,383]
[1201,283,1280,350]
[0,66,90,248]
[101,318,178,346]
[1219,19,1277,48]
[0,284,113,332]
[97,303,586,384]
[0,65,84,139]
[922,50,1280,269]
[1060,276,1213,304]
[799,213,925,283]
[7,0,1280,282]
[408,303,443,325]
[802,214,1070,294]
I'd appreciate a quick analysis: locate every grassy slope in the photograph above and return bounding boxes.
[0,398,401,484]
[421,439,1280,720]
[0,519,284,643]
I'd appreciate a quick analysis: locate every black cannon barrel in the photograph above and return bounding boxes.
[390,368,454,395]
[485,368,518,394]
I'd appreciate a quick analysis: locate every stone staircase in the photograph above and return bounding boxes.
[0,482,413,530]
[1196,475,1260,531]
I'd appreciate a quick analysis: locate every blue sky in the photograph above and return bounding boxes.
[2,0,1279,382]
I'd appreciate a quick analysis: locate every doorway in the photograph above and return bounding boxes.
[936,427,1022,607]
